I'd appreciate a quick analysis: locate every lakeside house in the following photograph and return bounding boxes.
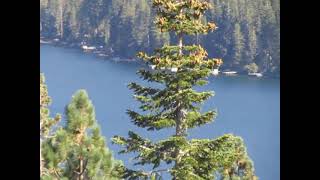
[82,45,96,50]
[248,72,263,77]
[222,71,237,75]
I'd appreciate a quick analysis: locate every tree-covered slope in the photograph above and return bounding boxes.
[40,0,279,76]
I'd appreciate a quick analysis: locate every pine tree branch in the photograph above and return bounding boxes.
[53,168,62,179]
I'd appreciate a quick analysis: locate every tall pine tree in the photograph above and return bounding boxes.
[113,0,257,179]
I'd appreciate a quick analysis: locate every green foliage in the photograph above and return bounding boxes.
[41,89,122,179]
[232,23,244,66]
[153,0,217,35]
[113,0,257,179]
[40,0,280,75]
[40,73,61,177]
[40,73,61,138]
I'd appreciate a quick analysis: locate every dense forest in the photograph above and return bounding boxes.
[40,0,279,75]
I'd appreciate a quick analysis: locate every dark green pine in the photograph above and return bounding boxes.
[113,0,257,179]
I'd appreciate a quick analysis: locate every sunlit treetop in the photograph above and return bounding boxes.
[153,0,217,34]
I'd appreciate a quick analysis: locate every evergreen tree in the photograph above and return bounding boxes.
[232,23,244,67]
[42,90,122,180]
[40,73,61,177]
[132,0,151,49]
[113,0,257,179]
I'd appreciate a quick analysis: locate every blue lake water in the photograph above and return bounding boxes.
[40,44,280,179]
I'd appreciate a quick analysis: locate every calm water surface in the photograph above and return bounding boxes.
[40,45,279,180]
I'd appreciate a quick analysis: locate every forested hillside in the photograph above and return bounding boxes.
[40,0,279,76]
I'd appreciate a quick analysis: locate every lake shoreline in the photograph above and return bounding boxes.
[40,37,136,63]
[40,37,279,79]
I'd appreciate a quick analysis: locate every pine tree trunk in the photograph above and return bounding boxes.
[77,125,85,180]
[175,4,185,136]
[178,2,183,56]
[79,157,84,180]
[173,104,187,180]
[173,5,186,178]
[175,104,186,136]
